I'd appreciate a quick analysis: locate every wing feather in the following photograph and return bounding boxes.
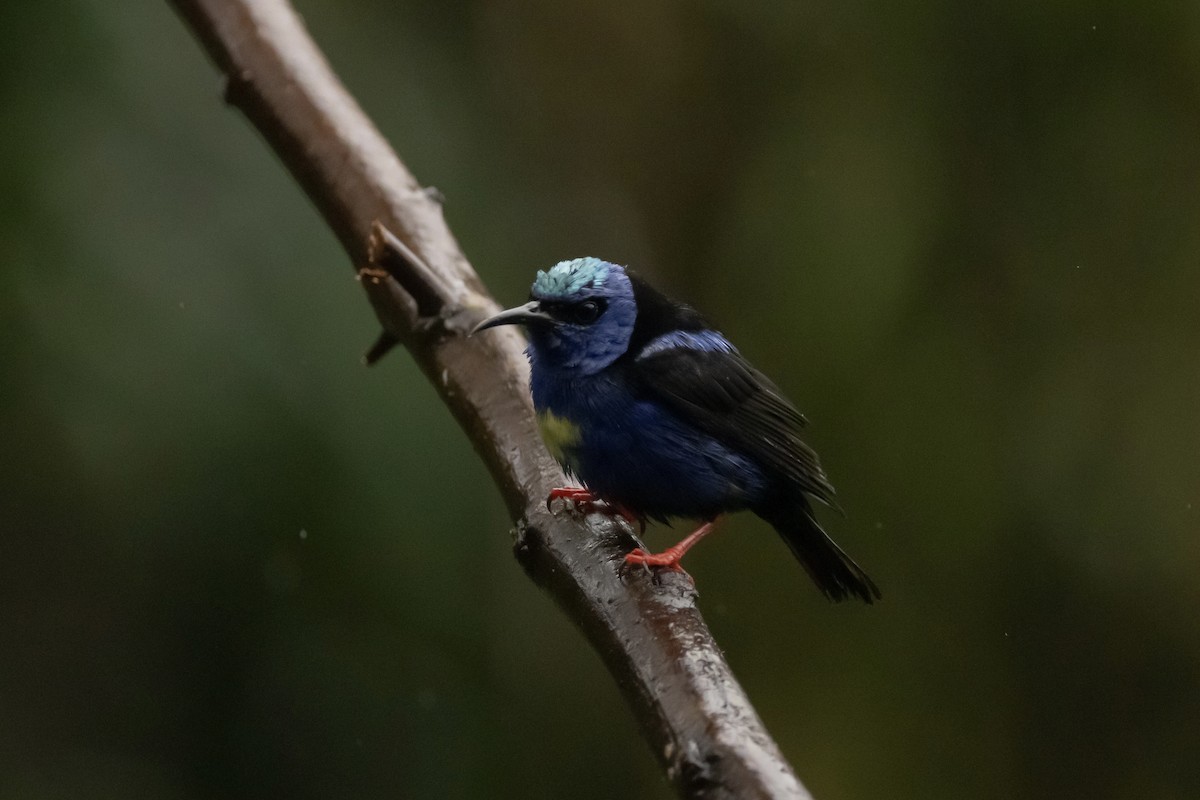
[628,345,838,507]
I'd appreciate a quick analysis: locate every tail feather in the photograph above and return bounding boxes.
[757,499,880,604]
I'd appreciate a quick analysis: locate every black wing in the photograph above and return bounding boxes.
[628,345,838,508]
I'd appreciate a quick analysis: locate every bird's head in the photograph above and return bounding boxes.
[472,257,637,374]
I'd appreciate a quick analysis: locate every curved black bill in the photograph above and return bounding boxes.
[470,301,552,336]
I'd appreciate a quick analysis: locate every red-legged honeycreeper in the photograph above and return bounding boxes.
[473,258,879,603]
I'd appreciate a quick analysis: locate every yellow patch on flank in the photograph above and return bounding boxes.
[537,410,582,463]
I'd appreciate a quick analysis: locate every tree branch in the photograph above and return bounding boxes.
[168,1,812,797]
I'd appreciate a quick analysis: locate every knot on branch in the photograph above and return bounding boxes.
[666,739,723,797]
[357,221,481,364]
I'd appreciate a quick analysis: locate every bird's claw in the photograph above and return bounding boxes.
[546,487,645,531]
[623,547,687,572]
[546,486,599,514]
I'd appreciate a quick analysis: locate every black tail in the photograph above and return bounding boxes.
[757,499,880,604]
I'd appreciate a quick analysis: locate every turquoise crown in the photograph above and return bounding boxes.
[532,257,612,299]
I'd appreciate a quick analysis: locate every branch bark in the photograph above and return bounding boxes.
[168,2,812,797]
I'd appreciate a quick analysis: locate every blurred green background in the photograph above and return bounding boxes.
[3,1,1198,797]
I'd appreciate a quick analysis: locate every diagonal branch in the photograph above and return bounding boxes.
[168,1,813,797]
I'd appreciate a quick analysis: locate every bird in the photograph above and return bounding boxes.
[472,258,879,603]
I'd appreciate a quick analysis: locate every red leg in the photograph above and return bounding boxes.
[546,487,598,510]
[546,487,643,530]
[624,518,721,571]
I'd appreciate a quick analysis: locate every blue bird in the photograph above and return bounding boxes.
[473,258,879,603]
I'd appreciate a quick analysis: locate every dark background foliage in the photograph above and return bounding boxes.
[2,1,1198,797]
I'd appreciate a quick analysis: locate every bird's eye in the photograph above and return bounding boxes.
[572,299,604,324]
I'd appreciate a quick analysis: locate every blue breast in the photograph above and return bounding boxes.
[530,367,767,520]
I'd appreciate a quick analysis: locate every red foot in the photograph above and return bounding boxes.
[546,486,598,510]
[546,487,643,530]
[624,547,687,571]
[623,518,721,572]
